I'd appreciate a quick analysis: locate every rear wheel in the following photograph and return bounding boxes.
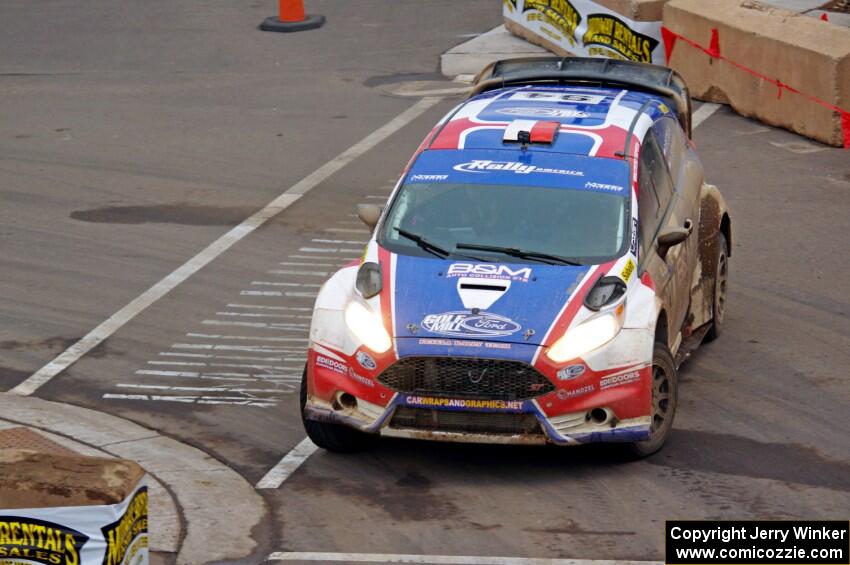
[704,232,728,342]
[623,342,678,458]
[300,366,375,453]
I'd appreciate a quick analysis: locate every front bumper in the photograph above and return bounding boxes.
[305,354,652,446]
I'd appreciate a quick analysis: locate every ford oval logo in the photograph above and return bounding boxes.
[420,311,521,338]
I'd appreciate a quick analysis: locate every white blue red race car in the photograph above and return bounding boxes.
[301,57,732,457]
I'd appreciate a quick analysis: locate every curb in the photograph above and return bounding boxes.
[440,25,547,77]
[0,393,266,565]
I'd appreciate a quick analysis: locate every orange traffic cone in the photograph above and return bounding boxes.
[260,0,325,33]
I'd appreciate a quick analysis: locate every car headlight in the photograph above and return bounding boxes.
[344,301,392,353]
[546,309,624,363]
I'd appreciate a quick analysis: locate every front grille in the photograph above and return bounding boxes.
[391,407,542,435]
[377,357,554,401]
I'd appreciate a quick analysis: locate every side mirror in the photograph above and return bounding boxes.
[656,227,689,260]
[357,204,382,231]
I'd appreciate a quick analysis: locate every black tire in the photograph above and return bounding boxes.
[623,342,678,458]
[300,366,375,453]
[704,232,728,343]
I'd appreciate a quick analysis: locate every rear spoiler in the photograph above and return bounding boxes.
[472,57,693,138]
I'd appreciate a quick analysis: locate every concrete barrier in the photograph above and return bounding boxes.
[1,446,149,565]
[664,0,850,147]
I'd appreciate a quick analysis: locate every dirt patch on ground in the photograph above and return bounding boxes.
[71,204,257,226]
[0,449,145,509]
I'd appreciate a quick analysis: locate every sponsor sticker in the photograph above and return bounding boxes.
[416,338,512,350]
[581,14,659,64]
[521,0,582,46]
[585,181,624,192]
[620,258,635,282]
[405,395,524,412]
[600,370,641,390]
[348,368,375,388]
[355,350,377,371]
[557,384,594,399]
[316,355,347,375]
[409,174,448,182]
[557,364,586,381]
[421,311,521,338]
[447,263,532,282]
[495,107,590,119]
[630,217,638,255]
[453,160,584,177]
[0,517,88,565]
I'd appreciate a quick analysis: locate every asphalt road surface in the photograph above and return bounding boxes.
[2,1,849,564]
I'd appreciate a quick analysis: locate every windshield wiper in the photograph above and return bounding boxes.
[455,242,583,266]
[395,228,451,259]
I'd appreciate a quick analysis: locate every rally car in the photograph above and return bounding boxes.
[301,57,731,457]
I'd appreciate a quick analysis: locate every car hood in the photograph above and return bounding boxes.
[391,254,593,354]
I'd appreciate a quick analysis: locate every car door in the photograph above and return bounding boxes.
[637,128,692,348]
[646,122,698,343]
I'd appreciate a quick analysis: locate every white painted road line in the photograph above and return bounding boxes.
[184,333,308,342]
[10,96,443,396]
[324,227,368,233]
[693,102,721,128]
[266,553,661,565]
[256,438,319,489]
[226,304,312,311]
[104,393,281,407]
[216,311,311,319]
[268,269,328,276]
[279,261,336,267]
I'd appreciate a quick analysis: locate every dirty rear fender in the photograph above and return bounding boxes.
[688,183,732,331]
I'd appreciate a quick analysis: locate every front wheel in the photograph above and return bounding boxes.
[300,366,375,453]
[623,342,678,458]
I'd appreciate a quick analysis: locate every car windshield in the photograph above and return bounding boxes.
[379,182,630,265]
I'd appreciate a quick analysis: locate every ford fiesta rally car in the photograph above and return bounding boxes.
[302,57,732,457]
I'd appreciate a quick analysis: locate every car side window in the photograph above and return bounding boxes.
[644,130,675,210]
[637,144,661,254]
[652,116,687,183]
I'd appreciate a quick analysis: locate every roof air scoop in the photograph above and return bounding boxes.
[503,120,559,145]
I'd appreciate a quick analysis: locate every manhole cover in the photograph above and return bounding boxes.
[0,427,76,455]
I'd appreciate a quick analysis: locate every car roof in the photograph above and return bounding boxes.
[426,85,673,160]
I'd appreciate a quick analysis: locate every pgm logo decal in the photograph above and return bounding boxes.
[509,91,606,105]
[557,364,586,381]
[447,263,532,282]
[421,311,521,338]
[409,174,448,182]
[495,107,590,119]
[453,160,584,177]
[316,355,347,375]
[355,350,377,371]
[600,370,641,390]
[0,516,89,565]
[102,486,148,565]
